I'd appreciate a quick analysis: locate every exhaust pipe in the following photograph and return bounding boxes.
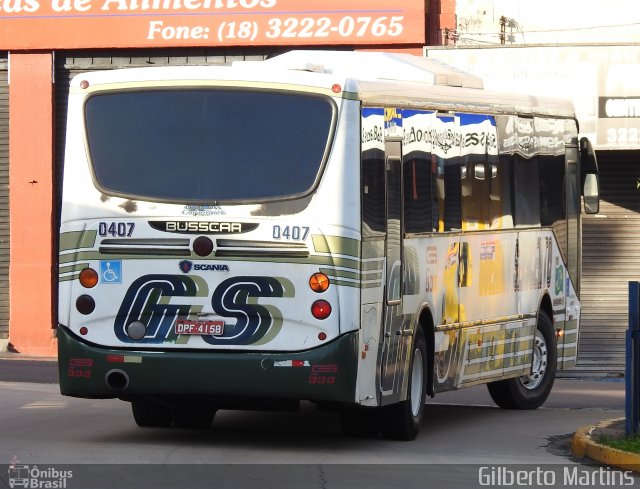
[105,369,130,391]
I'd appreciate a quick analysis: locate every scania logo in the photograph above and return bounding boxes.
[179,260,230,273]
[194,264,230,272]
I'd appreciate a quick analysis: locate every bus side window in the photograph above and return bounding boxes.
[443,156,462,231]
[540,153,568,259]
[513,154,541,227]
[433,155,445,232]
[403,154,433,234]
[362,152,386,237]
[461,156,491,231]
[490,153,514,229]
[540,154,566,227]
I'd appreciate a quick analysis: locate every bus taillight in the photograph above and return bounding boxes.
[309,272,330,293]
[311,300,331,320]
[76,295,95,315]
[79,268,98,288]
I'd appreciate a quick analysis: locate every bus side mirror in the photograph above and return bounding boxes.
[580,137,600,215]
[583,173,599,214]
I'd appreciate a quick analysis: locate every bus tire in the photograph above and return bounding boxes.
[379,327,427,440]
[173,404,216,429]
[131,398,173,428]
[487,311,557,410]
[340,407,380,438]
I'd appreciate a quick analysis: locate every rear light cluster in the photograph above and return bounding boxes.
[77,267,98,316]
[75,267,98,335]
[309,272,332,325]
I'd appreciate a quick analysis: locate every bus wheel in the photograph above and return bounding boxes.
[340,407,380,438]
[173,404,216,429]
[487,311,557,410]
[380,327,427,440]
[131,398,173,428]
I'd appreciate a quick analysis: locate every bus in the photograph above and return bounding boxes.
[57,50,600,440]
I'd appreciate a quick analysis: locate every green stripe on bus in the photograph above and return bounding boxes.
[59,263,89,274]
[361,283,382,289]
[564,319,578,330]
[312,235,360,258]
[466,340,533,361]
[464,355,532,376]
[332,280,360,289]
[361,272,383,280]
[320,268,360,280]
[59,274,80,282]
[560,345,578,356]
[505,354,533,369]
[361,260,384,272]
[59,231,98,253]
[362,239,384,253]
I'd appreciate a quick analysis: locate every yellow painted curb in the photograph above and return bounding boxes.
[572,418,640,473]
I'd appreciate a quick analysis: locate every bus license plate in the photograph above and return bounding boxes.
[175,319,224,336]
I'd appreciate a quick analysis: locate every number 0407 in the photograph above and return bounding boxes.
[272,225,309,240]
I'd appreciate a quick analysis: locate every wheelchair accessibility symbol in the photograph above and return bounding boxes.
[100,260,122,284]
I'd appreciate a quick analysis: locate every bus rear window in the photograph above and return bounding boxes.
[84,89,335,203]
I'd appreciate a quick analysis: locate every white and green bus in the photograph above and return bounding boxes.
[58,50,599,440]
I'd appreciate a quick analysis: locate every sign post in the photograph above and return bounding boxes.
[626,281,640,436]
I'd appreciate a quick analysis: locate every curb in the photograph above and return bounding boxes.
[572,418,640,472]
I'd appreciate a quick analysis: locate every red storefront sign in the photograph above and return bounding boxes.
[0,0,425,49]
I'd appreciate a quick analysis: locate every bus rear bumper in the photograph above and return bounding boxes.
[57,326,358,404]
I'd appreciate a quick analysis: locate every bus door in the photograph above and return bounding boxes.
[565,126,581,293]
[380,139,406,400]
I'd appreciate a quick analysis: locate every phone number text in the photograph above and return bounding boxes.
[147,16,404,42]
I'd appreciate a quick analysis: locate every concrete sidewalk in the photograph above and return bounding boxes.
[0,351,56,361]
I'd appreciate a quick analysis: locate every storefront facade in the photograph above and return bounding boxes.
[1,1,457,355]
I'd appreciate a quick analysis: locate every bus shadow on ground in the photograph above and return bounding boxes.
[90,402,500,450]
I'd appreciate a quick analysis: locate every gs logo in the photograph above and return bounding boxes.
[115,275,293,345]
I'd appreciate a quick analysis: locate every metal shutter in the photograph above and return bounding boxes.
[567,150,640,377]
[0,53,8,340]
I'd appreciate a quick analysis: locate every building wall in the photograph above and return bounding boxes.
[5,1,451,355]
[0,53,8,349]
[8,53,56,356]
[455,0,640,45]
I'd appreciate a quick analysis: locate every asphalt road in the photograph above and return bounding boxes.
[0,358,59,384]
[0,359,634,489]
